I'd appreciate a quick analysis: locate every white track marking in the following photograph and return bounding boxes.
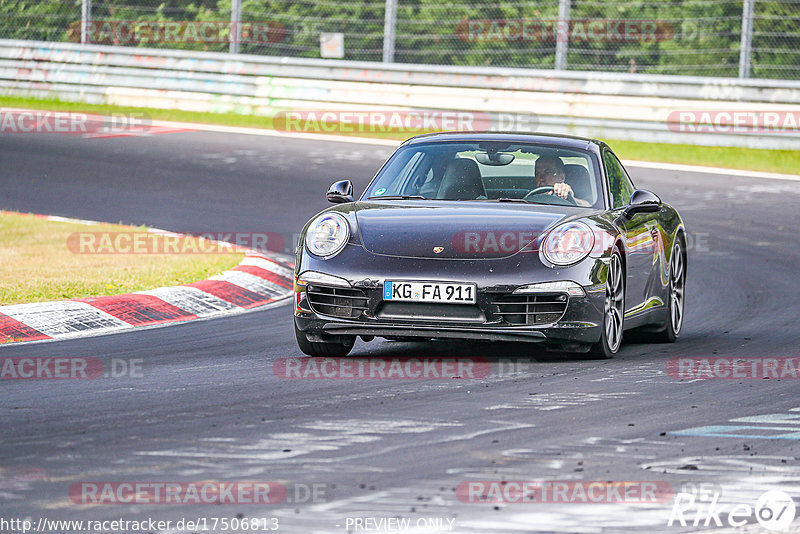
[623,159,800,181]
[135,286,239,315]
[149,118,401,147]
[0,211,294,346]
[0,301,128,336]
[240,255,295,278]
[145,115,800,181]
[212,271,290,299]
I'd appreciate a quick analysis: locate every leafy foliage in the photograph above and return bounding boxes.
[1,0,798,78]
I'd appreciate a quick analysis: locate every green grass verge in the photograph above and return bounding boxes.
[610,139,798,175]
[0,212,244,305]
[2,94,798,175]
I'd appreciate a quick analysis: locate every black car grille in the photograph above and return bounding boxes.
[492,293,568,325]
[377,302,486,323]
[306,285,369,319]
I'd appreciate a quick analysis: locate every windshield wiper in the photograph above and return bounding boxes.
[367,195,431,200]
[494,197,528,203]
[495,197,553,206]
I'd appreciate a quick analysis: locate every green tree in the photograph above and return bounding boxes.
[0,0,797,79]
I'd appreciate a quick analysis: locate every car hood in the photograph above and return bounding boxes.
[353,200,587,260]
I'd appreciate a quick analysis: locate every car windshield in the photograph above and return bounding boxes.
[363,141,603,209]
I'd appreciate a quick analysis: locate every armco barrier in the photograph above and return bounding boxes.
[2,39,800,150]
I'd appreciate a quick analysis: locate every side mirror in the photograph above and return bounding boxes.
[326,180,354,204]
[623,189,661,218]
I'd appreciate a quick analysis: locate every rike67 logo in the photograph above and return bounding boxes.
[669,490,796,531]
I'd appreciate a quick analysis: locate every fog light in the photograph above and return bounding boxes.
[513,281,585,297]
[296,270,351,288]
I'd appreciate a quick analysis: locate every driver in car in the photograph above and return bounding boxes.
[534,155,590,206]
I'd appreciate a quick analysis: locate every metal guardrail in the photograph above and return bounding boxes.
[2,39,800,150]
[13,0,800,79]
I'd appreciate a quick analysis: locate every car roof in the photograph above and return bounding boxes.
[401,131,605,151]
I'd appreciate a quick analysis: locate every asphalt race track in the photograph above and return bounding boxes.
[2,130,800,533]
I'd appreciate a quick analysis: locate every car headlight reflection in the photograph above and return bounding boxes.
[542,221,595,266]
[305,212,350,258]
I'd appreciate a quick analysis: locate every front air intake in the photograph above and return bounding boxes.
[492,293,568,325]
[306,285,368,319]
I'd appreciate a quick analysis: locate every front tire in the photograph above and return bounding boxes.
[294,323,355,357]
[653,238,685,342]
[590,250,625,359]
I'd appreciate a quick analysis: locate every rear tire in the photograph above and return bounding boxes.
[294,324,355,357]
[653,237,685,343]
[589,249,625,359]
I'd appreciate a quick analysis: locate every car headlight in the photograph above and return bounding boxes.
[305,212,350,258]
[542,221,595,266]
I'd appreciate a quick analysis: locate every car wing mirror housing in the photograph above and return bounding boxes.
[623,189,661,218]
[327,180,354,203]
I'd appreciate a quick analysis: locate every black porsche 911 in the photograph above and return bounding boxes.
[293,132,686,358]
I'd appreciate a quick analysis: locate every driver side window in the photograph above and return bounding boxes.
[604,151,636,209]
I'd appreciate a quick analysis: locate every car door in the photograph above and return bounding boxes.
[603,149,661,315]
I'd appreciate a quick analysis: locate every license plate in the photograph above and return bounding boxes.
[383,281,476,304]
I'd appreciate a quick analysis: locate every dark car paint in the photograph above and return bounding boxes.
[354,201,589,260]
[294,132,686,347]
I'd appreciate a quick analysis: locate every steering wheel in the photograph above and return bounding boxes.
[523,185,577,205]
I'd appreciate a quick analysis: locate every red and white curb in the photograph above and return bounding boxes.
[0,212,294,345]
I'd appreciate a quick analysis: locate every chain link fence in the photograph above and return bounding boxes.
[1,0,798,79]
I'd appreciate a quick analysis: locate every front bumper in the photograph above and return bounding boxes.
[294,276,606,346]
